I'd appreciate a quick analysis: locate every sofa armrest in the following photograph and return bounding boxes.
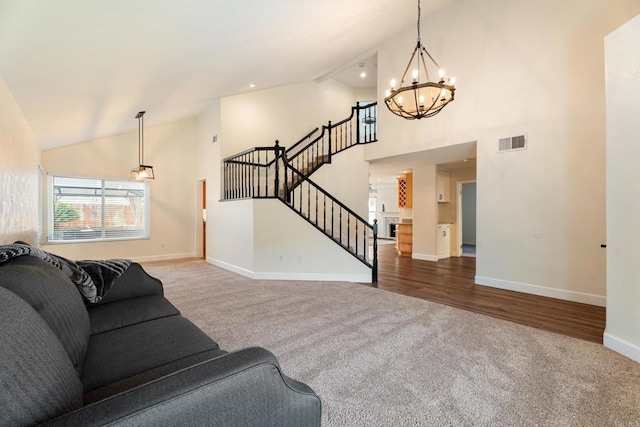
[93,263,163,305]
[44,347,321,427]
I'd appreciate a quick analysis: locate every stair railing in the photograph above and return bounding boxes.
[286,102,377,176]
[222,142,285,200]
[280,158,378,279]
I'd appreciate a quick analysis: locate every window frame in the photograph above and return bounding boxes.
[46,174,150,244]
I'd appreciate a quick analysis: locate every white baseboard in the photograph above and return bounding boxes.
[209,258,371,283]
[604,331,640,363]
[412,253,438,262]
[208,258,254,277]
[132,252,195,263]
[475,275,606,307]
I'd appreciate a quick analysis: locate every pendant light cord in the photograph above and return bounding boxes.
[416,0,421,43]
[140,114,144,165]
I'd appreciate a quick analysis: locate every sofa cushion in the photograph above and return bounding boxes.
[83,348,227,404]
[86,295,181,335]
[81,315,221,392]
[0,287,83,425]
[0,256,90,374]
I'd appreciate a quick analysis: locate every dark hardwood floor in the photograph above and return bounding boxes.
[373,243,606,344]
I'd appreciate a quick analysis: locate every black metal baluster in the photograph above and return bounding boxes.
[223,162,227,199]
[257,151,261,197]
[347,214,351,250]
[331,201,334,238]
[305,181,311,221]
[323,194,327,233]
[339,208,343,245]
[274,141,280,198]
[355,220,359,257]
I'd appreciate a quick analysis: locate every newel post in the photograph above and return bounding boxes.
[356,102,361,145]
[274,140,280,198]
[372,218,378,284]
[327,121,332,163]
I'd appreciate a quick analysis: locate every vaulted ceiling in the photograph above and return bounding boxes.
[0,0,453,150]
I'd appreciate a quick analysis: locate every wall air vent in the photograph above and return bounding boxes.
[498,134,526,152]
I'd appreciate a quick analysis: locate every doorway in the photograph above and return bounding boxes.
[457,181,476,257]
[195,179,206,259]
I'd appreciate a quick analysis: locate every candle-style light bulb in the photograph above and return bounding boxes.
[439,69,445,78]
[390,79,396,88]
[412,70,419,82]
[385,89,391,97]
[397,96,404,105]
[450,77,456,85]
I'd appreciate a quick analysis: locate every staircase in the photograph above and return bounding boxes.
[223,102,379,282]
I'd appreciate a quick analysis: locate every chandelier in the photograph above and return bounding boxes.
[129,111,155,181]
[384,0,456,120]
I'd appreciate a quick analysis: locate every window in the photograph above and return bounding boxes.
[47,175,149,243]
[37,166,45,245]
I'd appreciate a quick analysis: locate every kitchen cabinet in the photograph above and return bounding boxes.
[396,223,412,256]
[397,172,413,208]
[437,224,451,258]
[437,169,450,203]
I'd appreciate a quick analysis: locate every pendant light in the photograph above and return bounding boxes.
[129,111,155,181]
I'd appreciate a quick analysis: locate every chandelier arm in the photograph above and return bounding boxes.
[426,94,439,112]
[420,44,442,71]
[398,43,420,87]
[419,48,431,82]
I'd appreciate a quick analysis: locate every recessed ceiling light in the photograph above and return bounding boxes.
[360,72,367,78]
[249,83,255,88]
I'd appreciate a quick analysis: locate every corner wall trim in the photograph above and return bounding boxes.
[412,253,438,262]
[209,258,370,283]
[475,275,606,307]
[604,331,640,363]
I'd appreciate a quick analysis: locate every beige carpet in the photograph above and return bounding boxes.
[143,258,640,426]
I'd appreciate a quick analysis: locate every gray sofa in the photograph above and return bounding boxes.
[0,256,321,426]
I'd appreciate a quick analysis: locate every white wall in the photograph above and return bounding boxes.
[0,77,39,245]
[604,13,640,362]
[211,199,255,273]
[221,79,359,157]
[369,0,640,306]
[412,165,438,261]
[195,99,222,259]
[252,200,371,281]
[311,145,369,219]
[41,118,199,261]
[210,199,370,281]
